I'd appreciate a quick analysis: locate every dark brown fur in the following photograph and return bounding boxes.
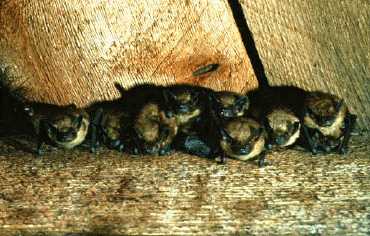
[88,100,129,152]
[303,92,347,138]
[305,92,343,122]
[134,102,178,155]
[302,91,356,154]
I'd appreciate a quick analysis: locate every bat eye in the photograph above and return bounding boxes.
[24,107,34,116]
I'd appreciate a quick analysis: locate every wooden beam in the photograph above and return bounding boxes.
[0,0,257,107]
[0,136,369,235]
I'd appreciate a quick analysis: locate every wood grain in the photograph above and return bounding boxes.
[0,0,257,106]
[238,0,370,130]
[0,135,369,235]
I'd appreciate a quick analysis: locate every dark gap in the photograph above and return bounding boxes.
[227,0,270,89]
[0,69,29,136]
[0,69,7,130]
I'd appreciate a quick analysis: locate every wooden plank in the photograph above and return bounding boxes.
[238,0,370,130]
[0,135,369,235]
[0,0,257,106]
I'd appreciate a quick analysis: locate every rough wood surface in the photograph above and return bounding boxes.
[239,0,370,130]
[0,135,369,235]
[0,0,257,106]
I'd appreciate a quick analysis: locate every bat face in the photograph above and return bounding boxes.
[47,114,82,142]
[219,117,265,161]
[99,110,125,149]
[135,104,161,144]
[163,86,202,126]
[212,92,249,119]
[26,104,89,150]
[300,91,357,155]
[46,110,89,149]
[304,92,347,138]
[266,109,301,147]
[103,116,121,141]
[134,103,178,155]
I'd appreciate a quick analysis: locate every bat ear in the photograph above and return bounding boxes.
[336,100,344,111]
[114,82,126,96]
[191,91,200,104]
[44,121,58,134]
[236,95,249,108]
[210,92,221,104]
[162,90,170,103]
[163,89,176,103]
[72,115,83,128]
[92,108,104,124]
[168,90,176,99]
[65,104,78,112]
[192,90,200,98]
[262,118,272,133]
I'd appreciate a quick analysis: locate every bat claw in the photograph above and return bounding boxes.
[338,146,348,155]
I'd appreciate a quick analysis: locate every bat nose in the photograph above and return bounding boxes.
[58,131,74,142]
[322,119,333,127]
[275,136,286,145]
[178,105,189,113]
[238,146,250,155]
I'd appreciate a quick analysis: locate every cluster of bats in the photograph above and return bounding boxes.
[0,78,357,167]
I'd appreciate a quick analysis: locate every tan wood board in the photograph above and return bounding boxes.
[0,135,369,235]
[239,0,370,130]
[0,0,257,106]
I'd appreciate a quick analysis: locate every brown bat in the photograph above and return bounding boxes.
[24,103,89,154]
[302,91,357,154]
[219,117,267,167]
